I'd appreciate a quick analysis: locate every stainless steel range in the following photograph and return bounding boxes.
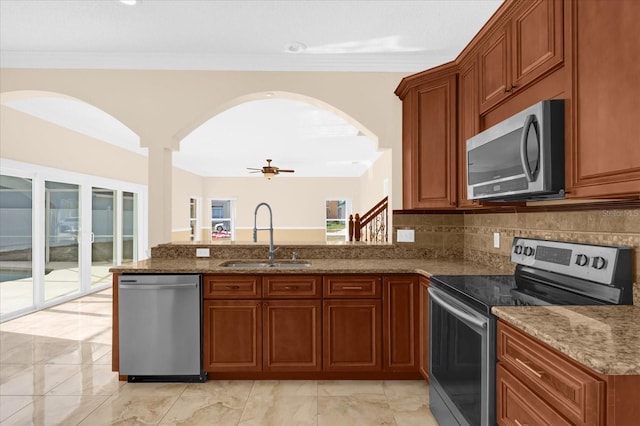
[428,237,633,426]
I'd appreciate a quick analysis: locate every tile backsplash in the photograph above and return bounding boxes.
[394,208,639,299]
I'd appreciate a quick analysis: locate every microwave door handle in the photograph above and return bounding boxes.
[520,114,536,182]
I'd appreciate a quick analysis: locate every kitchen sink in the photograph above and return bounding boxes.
[220,260,311,268]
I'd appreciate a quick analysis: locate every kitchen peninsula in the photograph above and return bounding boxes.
[111,242,640,378]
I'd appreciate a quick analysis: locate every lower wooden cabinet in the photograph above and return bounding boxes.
[418,276,429,380]
[383,275,419,372]
[203,300,262,372]
[495,320,640,426]
[323,299,382,372]
[201,273,419,378]
[263,300,321,372]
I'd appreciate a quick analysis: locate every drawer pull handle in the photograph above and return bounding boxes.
[343,286,364,290]
[226,285,240,290]
[284,285,299,290]
[515,357,544,378]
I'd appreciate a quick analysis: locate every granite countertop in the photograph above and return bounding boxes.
[110,257,507,277]
[492,305,640,376]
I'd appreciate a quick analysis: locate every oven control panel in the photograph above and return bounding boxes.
[511,238,624,284]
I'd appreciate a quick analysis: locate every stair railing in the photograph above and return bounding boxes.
[349,196,388,243]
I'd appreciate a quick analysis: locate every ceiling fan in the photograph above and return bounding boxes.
[247,159,295,179]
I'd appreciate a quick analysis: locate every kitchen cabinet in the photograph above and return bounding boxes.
[418,276,429,381]
[323,275,382,372]
[203,299,262,372]
[383,275,419,372]
[566,0,640,198]
[497,320,640,426]
[478,0,564,113]
[396,64,458,209]
[262,275,322,372]
[457,57,482,208]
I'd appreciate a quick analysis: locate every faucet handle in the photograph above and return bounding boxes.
[291,251,298,260]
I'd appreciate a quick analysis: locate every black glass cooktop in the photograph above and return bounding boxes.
[430,275,517,315]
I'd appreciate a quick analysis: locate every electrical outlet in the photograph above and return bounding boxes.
[493,232,500,248]
[196,248,210,257]
[397,229,415,243]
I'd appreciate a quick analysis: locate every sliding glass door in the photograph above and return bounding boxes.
[0,162,147,322]
[0,175,33,317]
[44,181,80,302]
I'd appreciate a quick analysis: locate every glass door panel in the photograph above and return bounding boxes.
[91,188,115,288]
[122,192,136,264]
[0,175,33,317]
[44,181,80,302]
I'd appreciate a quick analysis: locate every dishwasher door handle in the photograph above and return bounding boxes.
[119,283,198,290]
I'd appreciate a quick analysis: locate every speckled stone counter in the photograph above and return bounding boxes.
[110,257,506,277]
[492,305,640,375]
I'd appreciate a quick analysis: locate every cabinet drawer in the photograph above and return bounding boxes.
[203,275,261,299]
[497,321,604,425]
[497,363,572,426]
[263,275,321,298]
[323,275,381,298]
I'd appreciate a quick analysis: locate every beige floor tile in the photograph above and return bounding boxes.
[318,394,396,426]
[238,394,317,426]
[1,394,108,426]
[249,379,317,397]
[0,395,38,422]
[317,379,385,396]
[77,382,186,425]
[0,364,83,396]
[158,380,253,426]
[47,364,124,396]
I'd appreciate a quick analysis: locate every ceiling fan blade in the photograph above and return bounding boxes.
[248,170,262,173]
[278,169,295,173]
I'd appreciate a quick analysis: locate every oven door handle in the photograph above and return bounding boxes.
[429,287,488,330]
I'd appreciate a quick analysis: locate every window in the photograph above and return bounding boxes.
[211,199,234,240]
[189,197,199,241]
[325,199,350,242]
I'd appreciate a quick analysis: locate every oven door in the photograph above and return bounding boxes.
[429,286,495,426]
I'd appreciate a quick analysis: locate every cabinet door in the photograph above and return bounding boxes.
[406,74,458,209]
[458,58,482,208]
[263,300,321,372]
[203,275,261,299]
[511,0,564,89]
[568,0,640,197]
[323,299,382,372]
[497,363,573,426]
[203,300,262,372]
[383,275,418,372]
[418,277,429,380]
[323,275,381,299]
[263,275,321,299]
[479,24,511,112]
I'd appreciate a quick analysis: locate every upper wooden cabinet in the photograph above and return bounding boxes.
[397,65,458,209]
[566,0,640,198]
[478,0,564,113]
[457,58,482,208]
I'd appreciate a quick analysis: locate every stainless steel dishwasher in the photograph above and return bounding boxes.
[118,274,207,382]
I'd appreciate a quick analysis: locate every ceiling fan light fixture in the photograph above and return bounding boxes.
[118,0,139,6]
[263,171,276,179]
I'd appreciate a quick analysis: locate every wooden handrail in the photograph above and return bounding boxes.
[349,196,388,242]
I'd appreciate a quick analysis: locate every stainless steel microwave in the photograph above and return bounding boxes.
[466,100,565,201]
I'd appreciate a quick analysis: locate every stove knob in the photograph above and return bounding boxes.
[592,256,607,270]
[523,246,535,256]
[576,254,589,266]
[514,245,523,255]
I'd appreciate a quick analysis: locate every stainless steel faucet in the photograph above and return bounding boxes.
[253,202,277,261]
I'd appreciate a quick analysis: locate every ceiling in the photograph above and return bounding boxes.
[0,0,503,178]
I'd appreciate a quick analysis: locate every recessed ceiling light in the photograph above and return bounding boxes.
[286,42,307,53]
[119,0,139,5]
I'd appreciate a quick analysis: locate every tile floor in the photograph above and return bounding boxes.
[0,288,438,425]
